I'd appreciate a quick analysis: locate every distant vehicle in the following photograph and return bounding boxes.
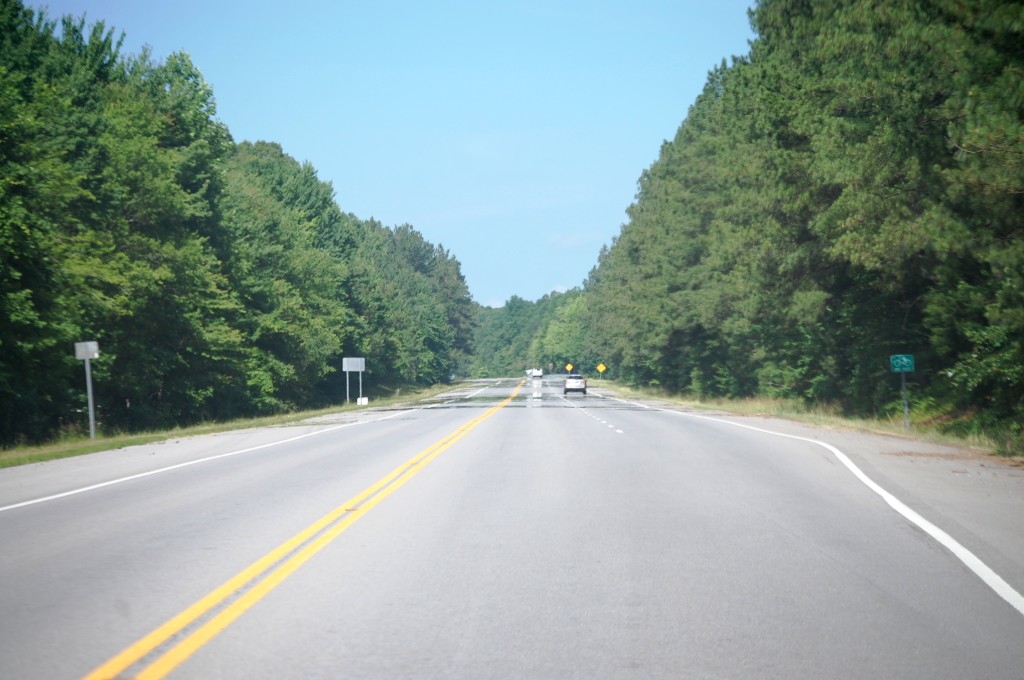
[529,368,543,378]
[563,374,587,395]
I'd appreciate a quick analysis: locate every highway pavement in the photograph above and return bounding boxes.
[1,378,1022,678]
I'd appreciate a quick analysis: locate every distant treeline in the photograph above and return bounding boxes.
[472,0,1023,452]
[1,0,474,444]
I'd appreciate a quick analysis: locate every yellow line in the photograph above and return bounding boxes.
[84,382,523,680]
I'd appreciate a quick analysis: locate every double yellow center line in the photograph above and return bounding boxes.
[85,382,523,679]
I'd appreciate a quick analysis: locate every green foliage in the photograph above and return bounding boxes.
[471,292,567,377]
[0,0,473,444]
[341,221,472,388]
[219,141,353,411]
[4,0,1021,451]
[535,292,598,373]
[0,1,112,442]
[474,0,1022,451]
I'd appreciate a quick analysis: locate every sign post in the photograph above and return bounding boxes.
[890,354,915,430]
[342,357,366,405]
[75,341,99,439]
[596,363,607,379]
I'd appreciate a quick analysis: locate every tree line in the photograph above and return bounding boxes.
[0,0,473,445]
[472,0,1023,452]
[5,0,1022,452]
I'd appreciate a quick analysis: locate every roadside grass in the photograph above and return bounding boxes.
[5,380,1011,467]
[601,382,1002,455]
[0,384,457,469]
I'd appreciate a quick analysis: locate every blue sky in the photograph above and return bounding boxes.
[30,1,756,308]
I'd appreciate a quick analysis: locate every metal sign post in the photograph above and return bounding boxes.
[890,354,915,430]
[75,341,100,439]
[342,357,366,405]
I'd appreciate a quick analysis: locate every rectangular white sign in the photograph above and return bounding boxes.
[75,341,99,360]
[342,357,365,372]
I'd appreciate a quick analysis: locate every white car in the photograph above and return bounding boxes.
[528,368,543,378]
[563,374,587,395]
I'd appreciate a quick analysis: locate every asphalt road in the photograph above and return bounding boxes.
[1,378,1022,679]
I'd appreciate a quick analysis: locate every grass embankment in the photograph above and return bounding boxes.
[602,382,1005,456]
[0,384,456,469]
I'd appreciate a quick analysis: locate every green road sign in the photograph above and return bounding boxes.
[890,354,915,373]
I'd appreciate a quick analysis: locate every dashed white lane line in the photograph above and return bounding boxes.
[559,396,624,434]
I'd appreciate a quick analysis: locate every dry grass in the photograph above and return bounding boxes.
[602,382,1000,455]
[0,384,456,469]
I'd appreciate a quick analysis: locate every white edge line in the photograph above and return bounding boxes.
[0,409,414,514]
[655,405,1024,618]
[4,384,497,513]
[596,393,650,410]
